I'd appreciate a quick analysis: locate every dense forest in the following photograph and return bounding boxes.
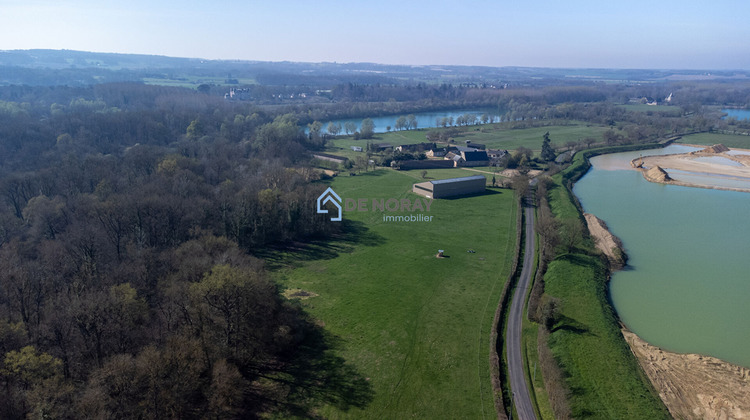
[0,63,749,418]
[0,83,364,419]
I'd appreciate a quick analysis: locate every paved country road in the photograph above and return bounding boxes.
[505,199,537,420]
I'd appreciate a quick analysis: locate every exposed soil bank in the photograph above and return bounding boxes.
[583,213,625,269]
[624,330,750,420]
[632,145,750,192]
[585,213,750,420]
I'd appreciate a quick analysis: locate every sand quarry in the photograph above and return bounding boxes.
[632,144,750,192]
[624,330,750,420]
[584,211,750,420]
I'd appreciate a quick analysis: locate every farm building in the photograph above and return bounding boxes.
[396,142,436,153]
[459,150,489,167]
[396,160,455,170]
[452,145,481,153]
[555,150,575,164]
[486,149,507,159]
[464,140,486,150]
[426,148,447,158]
[412,175,486,199]
[373,143,392,151]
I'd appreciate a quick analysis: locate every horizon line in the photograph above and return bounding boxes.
[2,48,749,73]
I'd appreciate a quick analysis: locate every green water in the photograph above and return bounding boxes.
[574,146,750,367]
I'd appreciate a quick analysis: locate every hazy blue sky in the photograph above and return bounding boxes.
[2,0,749,69]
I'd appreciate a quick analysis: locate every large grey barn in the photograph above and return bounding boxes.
[412,175,486,199]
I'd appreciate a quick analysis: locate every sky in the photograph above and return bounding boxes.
[1,0,749,70]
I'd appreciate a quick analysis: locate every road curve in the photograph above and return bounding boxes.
[505,199,537,420]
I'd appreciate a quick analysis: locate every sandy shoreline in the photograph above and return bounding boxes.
[583,213,625,268]
[624,330,750,420]
[632,144,750,192]
[583,214,750,420]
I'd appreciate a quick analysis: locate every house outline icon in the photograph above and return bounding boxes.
[316,187,342,221]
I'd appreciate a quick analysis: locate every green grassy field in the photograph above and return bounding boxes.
[618,103,681,115]
[273,169,518,418]
[323,130,432,160]
[142,76,256,88]
[455,123,618,152]
[538,171,670,419]
[397,167,500,183]
[542,255,669,419]
[678,132,750,148]
[325,123,619,160]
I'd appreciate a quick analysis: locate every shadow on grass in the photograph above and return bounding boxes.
[551,315,594,336]
[440,188,504,200]
[254,220,386,270]
[256,317,374,418]
[554,253,597,267]
[349,169,389,177]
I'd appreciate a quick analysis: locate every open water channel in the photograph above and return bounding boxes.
[318,109,499,134]
[573,145,750,367]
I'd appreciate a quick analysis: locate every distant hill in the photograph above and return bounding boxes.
[0,49,202,70]
[1,49,748,88]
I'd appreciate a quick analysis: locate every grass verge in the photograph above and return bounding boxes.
[534,149,671,419]
[543,254,668,419]
[522,316,555,419]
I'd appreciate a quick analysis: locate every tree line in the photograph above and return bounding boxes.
[0,84,370,418]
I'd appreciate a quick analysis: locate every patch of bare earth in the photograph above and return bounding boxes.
[632,145,750,192]
[624,330,750,420]
[644,165,672,183]
[283,288,319,300]
[583,213,625,268]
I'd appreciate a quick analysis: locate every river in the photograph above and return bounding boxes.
[573,145,750,368]
[317,109,500,134]
[722,108,750,120]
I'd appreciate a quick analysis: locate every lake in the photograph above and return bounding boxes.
[573,145,750,368]
[722,108,750,120]
[316,109,500,134]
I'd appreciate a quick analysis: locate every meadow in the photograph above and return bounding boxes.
[678,132,750,148]
[453,123,617,151]
[272,168,518,418]
[542,253,668,419]
[142,76,256,88]
[324,122,622,161]
[617,103,681,115]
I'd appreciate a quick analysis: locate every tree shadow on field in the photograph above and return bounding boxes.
[551,315,594,336]
[555,253,595,268]
[264,320,374,418]
[255,220,385,270]
[354,169,388,177]
[440,188,504,200]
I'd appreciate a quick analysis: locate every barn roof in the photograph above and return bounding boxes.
[430,175,486,185]
[463,151,489,161]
